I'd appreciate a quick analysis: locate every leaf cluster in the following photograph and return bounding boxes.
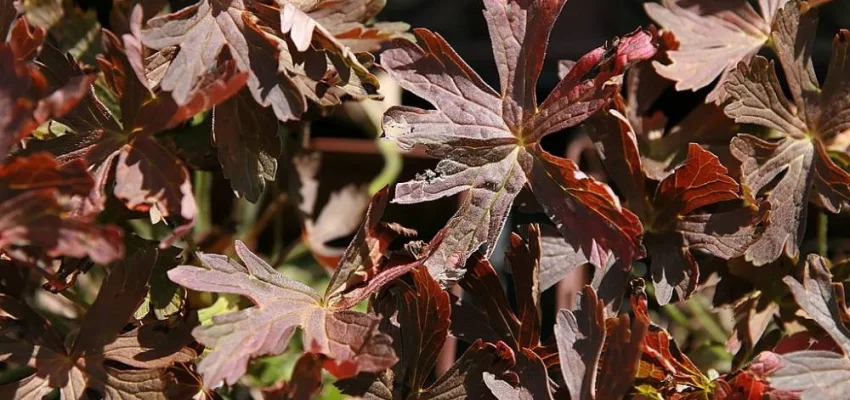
[2,0,850,399]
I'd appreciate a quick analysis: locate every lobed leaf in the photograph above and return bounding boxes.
[381,1,654,285]
[645,0,785,103]
[168,239,400,387]
[0,153,123,265]
[0,245,196,399]
[724,2,850,265]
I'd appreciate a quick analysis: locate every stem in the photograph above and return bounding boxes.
[244,193,288,247]
[236,193,266,245]
[706,345,734,363]
[193,170,213,235]
[662,303,690,327]
[817,210,828,258]
[368,140,403,194]
[58,289,90,312]
[686,299,728,344]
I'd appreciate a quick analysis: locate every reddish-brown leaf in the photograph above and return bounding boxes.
[588,101,766,303]
[0,246,196,398]
[141,0,380,122]
[555,285,647,400]
[114,134,195,248]
[212,89,280,202]
[25,29,243,246]
[302,0,412,53]
[630,280,713,398]
[645,0,786,103]
[167,240,398,387]
[0,153,123,265]
[323,187,420,311]
[8,16,45,62]
[724,4,850,266]
[0,44,93,162]
[381,0,655,284]
[393,267,451,395]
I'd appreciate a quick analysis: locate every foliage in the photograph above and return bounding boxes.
[1,0,849,399]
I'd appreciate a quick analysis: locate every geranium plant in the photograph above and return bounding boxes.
[1,0,849,399]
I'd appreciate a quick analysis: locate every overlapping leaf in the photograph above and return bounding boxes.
[627,280,716,399]
[168,189,427,387]
[381,0,655,285]
[761,254,850,398]
[26,25,245,246]
[645,0,788,103]
[449,226,561,392]
[725,2,850,265]
[141,0,403,199]
[592,29,737,182]
[0,246,198,399]
[142,0,374,118]
[338,266,517,399]
[0,153,123,266]
[0,27,93,162]
[555,285,648,400]
[168,239,398,387]
[301,0,412,53]
[588,97,768,303]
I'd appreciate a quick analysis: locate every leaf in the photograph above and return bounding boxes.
[758,254,850,398]
[142,0,379,122]
[0,245,196,399]
[724,3,850,265]
[456,254,528,353]
[420,340,517,400]
[648,144,766,304]
[555,285,647,400]
[323,187,418,311]
[338,265,517,400]
[484,372,535,400]
[526,145,645,275]
[726,293,778,355]
[584,105,647,219]
[538,224,588,291]
[507,225,542,348]
[213,89,281,202]
[630,279,713,398]
[133,243,185,320]
[381,3,654,283]
[713,351,798,400]
[0,43,93,162]
[644,0,786,103]
[114,134,196,247]
[730,135,812,265]
[304,0,412,53]
[27,29,244,246]
[589,33,738,183]
[8,16,46,62]
[393,267,451,394]
[450,231,560,392]
[167,240,399,387]
[767,350,847,399]
[782,254,850,352]
[0,153,123,265]
[590,97,767,303]
[556,287,605,400]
